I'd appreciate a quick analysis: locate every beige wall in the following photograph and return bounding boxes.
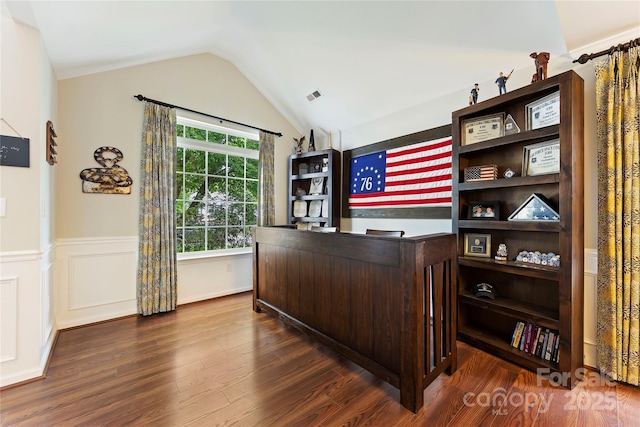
[0,13,43,252]
[57,53,299,239]
[0,13,57,386]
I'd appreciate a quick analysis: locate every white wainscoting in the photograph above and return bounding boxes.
[0,275,18,363]
[0,248,56,387]
[55,237,254,329]
[56,237,138,329]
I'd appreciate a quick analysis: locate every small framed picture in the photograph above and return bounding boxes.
[309,177,324,195]
[467,202,500,220]
[311,161,323,173]
[464,233,491,257]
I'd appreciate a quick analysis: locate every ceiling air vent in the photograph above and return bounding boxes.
[306,90,322,102]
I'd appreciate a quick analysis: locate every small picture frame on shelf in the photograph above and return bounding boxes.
[464,233,491,257]
[308,200,322,218]
[461,113,504,145]
[311,161,322,173]
[525,91,560,130]
[309,177,324,195]
[293,200,307,218]
[522,139,560,176]
[467,202,499,220]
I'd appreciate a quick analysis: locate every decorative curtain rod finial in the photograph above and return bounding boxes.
[573,37,640,64]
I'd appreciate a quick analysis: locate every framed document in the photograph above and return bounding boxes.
[464,233,491,257]
[461,113,504,145]
[522,140,560,176]
[309,177,324,194]
[293,200,307,217]
[308,200,322,218]
[526,91,560,130]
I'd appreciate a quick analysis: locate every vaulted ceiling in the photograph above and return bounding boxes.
[5,1,640,133]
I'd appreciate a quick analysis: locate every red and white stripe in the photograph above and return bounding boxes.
[349,136,452,209]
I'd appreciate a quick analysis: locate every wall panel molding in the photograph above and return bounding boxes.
[0,276,18,362]
[56,236,138,329]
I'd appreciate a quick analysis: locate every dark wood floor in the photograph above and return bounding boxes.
[1,291,639,426]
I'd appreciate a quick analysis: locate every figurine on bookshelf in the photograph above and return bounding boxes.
[530,52,550,83]
[293,135,305,154]
[495,243,508,261]
[469,83,479,105]
[495,69,513,95]
[503,168,516,178]
[308,129,316,152]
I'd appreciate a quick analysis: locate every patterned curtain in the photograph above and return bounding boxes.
[258,131,275,226]
[595,45,640,386]
[137,103,178,315]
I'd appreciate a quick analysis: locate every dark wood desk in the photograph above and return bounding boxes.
[252,227,457,412]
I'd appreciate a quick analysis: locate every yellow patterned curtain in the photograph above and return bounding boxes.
[595,44,640,386]
[137,103,178,315]
[258,131,275,226]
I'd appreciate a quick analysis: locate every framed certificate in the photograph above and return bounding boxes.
[461,113,504,145]
[309,177,324,194]
[308,200,322,218]
[525,91,560,130]
[293,200,307,217]
[522,140,560,176]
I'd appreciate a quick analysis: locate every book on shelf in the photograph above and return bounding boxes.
[545,331,555,361]
[511,321,525,348]
[553,333,560,363]
[534,327,545,358]
[509,322,559,363]
[531,326,542,355]
[523,323,533,353]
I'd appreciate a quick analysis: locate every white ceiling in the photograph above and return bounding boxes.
[5,1,640,134]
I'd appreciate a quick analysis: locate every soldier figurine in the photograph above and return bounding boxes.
[469,83,479,105]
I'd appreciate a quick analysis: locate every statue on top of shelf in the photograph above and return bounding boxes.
[469,83,479,105]
[293,135,305,154]
[530,52,550,83]
[495,69,513,95]
[308,129,316,152]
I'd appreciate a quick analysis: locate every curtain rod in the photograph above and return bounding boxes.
[133,94,282,137]
[573,37,640,64]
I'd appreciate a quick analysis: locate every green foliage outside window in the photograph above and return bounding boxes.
[176,121,259,254]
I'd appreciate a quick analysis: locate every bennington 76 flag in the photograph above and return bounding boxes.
[349,136,452,209]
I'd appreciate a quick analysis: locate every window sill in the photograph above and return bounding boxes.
[177,247,252,262]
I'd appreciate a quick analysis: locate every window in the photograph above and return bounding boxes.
[176,117,259,256]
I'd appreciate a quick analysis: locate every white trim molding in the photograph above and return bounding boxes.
[583,248,598,369]
[0,276,18,363]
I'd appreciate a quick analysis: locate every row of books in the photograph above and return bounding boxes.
[510,321,559,363]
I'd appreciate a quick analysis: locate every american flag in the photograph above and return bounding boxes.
[349,136,452,209]
[464,164,498,182]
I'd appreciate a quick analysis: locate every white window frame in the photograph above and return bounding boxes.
[176,116,259,260]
